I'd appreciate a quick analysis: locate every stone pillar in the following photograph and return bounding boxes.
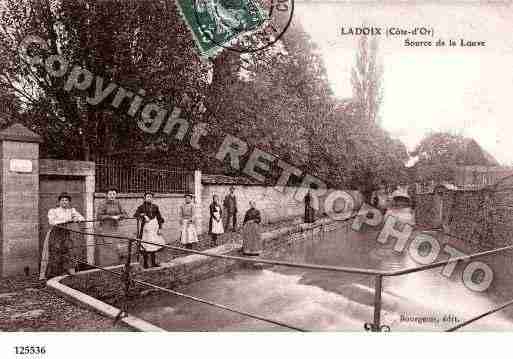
[84,173,95,264]
[194,170,202,232]
[0,124,42,277]
[194,170,202,205]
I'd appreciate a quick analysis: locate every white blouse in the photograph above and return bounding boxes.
[48,207,85,226]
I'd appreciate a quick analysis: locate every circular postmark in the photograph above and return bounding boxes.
[192,0,294,54]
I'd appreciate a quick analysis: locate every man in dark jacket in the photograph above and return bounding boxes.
[223,186,238,232]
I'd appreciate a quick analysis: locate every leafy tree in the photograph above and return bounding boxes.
[351,35,383,124]
[0,86,21,125]
[1,0,408,191]
[203,19,344,184]
[411,132,497,183]
[0,0,209,160]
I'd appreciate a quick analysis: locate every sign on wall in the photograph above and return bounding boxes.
[9,159,33,173]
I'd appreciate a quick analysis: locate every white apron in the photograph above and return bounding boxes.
[39,228,53,280]
[180,219,199,244]
[211,208,224,234]
[141,218,166,252]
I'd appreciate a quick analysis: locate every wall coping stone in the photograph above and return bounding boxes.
[0,123,42,143]
[94,192,186,199]
[40,159,95,176]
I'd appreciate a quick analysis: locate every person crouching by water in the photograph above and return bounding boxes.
[209,194,224,246]
[180,194,198,249]
[134,192,165,269]
[96,188,128,266]
[40,192,85,280]
[242,201,262,256]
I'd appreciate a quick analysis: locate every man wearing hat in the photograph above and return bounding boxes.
[40,192,85,279]
[223,186,238,232]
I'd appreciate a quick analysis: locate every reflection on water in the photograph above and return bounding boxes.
[130,224,513,331]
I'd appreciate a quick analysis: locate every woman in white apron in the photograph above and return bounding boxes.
[180,194,199,249]
[134,192,166,268]
[209,194,224,246]
[40,192,84,280]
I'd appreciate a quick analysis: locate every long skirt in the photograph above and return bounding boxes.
[95,220,130,267]
[304,205,315,223]
[211,215,224,234]
[40,227,75,280]
[242,221,262,256]
[180,219,199,244]
[140,218,166,252]
[432,196,444,229]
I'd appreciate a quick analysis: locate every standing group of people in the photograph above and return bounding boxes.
[207,188,264,256]
[40,186,266,279]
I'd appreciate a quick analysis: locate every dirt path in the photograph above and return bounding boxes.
[0,275,128,331]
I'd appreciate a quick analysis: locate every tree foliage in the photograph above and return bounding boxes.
[351,36,383,124]
[0,0,209,160]
[1,1,408,191]
[411,132,497,183]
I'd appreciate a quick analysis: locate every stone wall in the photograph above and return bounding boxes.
[415,187,513,249]
[93,193,185,243]
[94,184,362,240]
[200,185,315,232]
[61,243,242,305]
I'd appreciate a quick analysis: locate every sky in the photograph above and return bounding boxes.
[296,2,513,165]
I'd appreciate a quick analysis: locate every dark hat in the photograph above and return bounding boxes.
[184,193,193,198]
[143,191,154,198]
[58,192,71,201]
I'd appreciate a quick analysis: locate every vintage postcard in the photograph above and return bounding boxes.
[1,0,513,356]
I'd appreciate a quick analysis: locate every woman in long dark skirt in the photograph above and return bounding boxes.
[242,201,262,256]
[40,192,84,280]
[96,188,128,266]
[134,192,165,268]
[304,190,316,223]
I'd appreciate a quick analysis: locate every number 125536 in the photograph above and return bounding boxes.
[14,346,46,355]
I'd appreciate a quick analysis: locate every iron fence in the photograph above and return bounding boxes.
[95,157,193,194]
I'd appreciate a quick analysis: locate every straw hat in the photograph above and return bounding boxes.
[391,189,410,201]
[57,192,71,201]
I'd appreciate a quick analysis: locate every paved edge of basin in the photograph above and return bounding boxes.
[47,271,165,332]
[45,242,242,332]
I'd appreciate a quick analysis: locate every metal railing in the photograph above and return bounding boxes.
[95,157,193,193]
[50,217,513,332]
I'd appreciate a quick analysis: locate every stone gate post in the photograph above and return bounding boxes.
[0,124,42,277]
[194,170,202,230]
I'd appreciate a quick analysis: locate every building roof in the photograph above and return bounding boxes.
[460,138,499,166]
[0,123,42,143]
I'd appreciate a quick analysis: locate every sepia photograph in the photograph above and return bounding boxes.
[1,0,513,355]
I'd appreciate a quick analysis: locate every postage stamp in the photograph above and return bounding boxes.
[175,0,294,57]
